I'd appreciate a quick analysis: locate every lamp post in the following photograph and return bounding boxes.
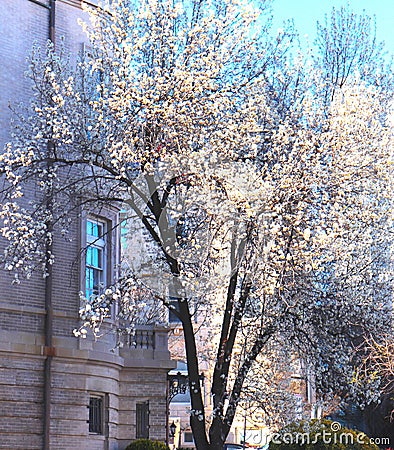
[168,371,189,402]
[167,365,205,448]
[170,421,176,438]
[167,371,188,448]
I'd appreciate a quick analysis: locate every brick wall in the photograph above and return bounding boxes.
[118,368,169,448]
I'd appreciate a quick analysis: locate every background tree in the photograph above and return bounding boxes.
[355,334,394,420]
[0,1,392,448]
[314,4,393,106]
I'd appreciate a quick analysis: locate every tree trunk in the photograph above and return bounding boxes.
[178,297,210,449]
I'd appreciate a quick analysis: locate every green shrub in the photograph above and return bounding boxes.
[269,419,379,450]
[125,438,170,450]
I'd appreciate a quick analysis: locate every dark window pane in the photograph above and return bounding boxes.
[184,432,194,443]
[136,401,149,439]
[86,266,103,298]
[89,397,103,434]
[169,298,181,324]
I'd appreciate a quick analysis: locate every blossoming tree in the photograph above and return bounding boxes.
[0,0,393,448]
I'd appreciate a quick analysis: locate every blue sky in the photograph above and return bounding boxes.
[271,0,394,54]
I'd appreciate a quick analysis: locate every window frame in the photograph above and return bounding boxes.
[85,218,107,299]
[183,431,194,443]
[80,210,120,319]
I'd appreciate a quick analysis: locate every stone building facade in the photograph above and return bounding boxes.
[0,1,174,449]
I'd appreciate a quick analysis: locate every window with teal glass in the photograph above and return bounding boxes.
[86,219,106,298]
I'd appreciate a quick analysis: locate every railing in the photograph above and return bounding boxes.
[124,324,170,351]
[128,328,155,349]
[120,324,174,368]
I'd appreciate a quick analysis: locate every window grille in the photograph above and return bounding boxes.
[136,401,149,439]
[89,396,103,434]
